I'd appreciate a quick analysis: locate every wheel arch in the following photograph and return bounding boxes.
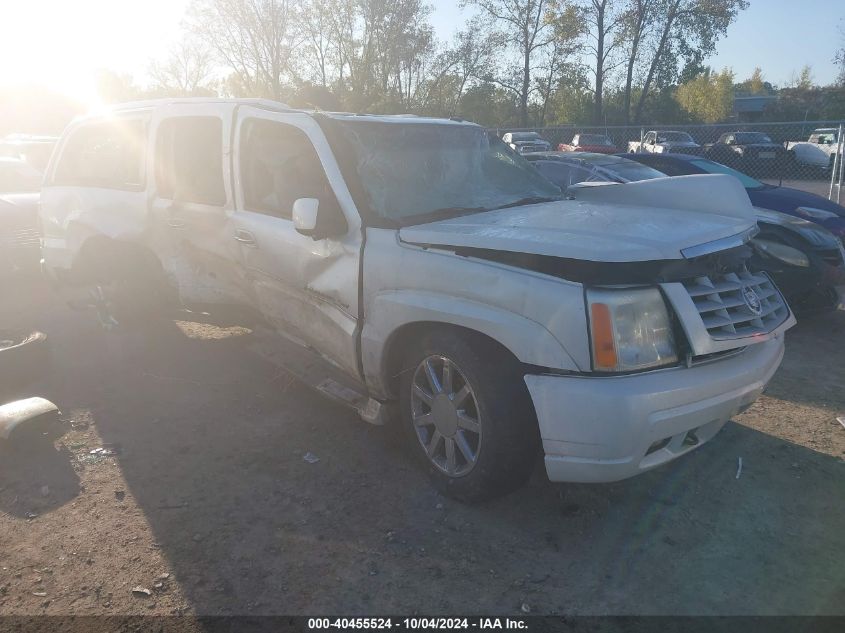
[361,291,581,400]
[70,233,167,287]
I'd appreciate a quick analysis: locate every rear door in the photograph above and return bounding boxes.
[231,108,363,377]
[148,104,250,306]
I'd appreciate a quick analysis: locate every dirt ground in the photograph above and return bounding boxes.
[0,276,843,617]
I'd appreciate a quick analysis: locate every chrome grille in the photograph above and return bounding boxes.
[682,268,789,339]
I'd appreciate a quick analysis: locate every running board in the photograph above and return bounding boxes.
[246,327,387,425]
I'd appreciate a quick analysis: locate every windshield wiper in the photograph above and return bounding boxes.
[491,196,560,211]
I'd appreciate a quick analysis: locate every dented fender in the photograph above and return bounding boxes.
[361,290,581,399]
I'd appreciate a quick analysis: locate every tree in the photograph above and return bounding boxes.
[748,66,765,93]
[619,0,655,123]
[189,0,300,100]
[148,36,217,96]
[464,0,564,126]
[96,70,144,103]
[631,0,748,122]
[675,67,733,122]
[427,18,504,116]
[787,65,815,90]
[835,19,845,87]
[536,3,583,125]
[582,0,626,123]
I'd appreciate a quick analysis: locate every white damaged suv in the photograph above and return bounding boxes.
[40,99,795,501]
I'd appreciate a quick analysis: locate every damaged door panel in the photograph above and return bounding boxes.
[38,115,150,276]
[147,105,252,307]
[231,109,362,378]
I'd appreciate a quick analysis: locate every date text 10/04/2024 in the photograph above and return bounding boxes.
[307,618,529,630]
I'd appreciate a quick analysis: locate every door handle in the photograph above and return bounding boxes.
[167,219,187,229]
[234,229,257,247]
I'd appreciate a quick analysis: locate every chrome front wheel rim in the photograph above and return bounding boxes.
[410,355,482,477]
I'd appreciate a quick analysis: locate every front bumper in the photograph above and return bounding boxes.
[525,336,785,483]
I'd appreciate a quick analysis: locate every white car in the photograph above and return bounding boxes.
[628,130,702,155]
[786,128,841,171]
[40,99,794,501]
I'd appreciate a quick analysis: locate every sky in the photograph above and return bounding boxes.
[0,0,842,107]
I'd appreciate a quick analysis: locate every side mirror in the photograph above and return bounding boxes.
[293,197,348,240]
[293,198,320,236]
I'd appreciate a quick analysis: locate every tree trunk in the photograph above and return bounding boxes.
[623,3,644,124]
[633,2,678,123]
[593,2,605,124]
[521,44,530,126]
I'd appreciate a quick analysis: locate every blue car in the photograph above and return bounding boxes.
[622,152,845,247]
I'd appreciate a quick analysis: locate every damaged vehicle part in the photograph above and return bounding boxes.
[0,397,58,440]
[41,100,795,502]
[529,152,845,313]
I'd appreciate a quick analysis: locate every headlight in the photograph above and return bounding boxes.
[795,206,839,221]
[586,288,678,372]
[752,239,810,267]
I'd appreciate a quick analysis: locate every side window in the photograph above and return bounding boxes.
[156,117,225,205]
[645,132,655,144]
[53,119,146,189]
[648,158,680,175]
[239,119,336,220]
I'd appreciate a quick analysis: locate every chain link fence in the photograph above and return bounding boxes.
[493,120,845,203]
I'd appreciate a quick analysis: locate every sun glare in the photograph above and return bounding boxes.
[0,0,186,109]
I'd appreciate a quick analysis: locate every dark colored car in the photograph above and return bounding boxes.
[527,152,845,312]
[623,152,845,247]
[704,131,787,175]
[557,133,619,154]
[0,158,42,275]
[501,131,552,154]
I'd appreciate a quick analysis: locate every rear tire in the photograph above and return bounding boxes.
[398,329,539,502]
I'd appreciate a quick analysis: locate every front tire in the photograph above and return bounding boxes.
[399,329,539,502]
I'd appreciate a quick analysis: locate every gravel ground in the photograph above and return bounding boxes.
[0,277,843,617]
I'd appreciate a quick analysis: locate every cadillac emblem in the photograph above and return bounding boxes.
[742,286,763,316]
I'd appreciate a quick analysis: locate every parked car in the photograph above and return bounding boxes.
[41,99,795,501]
[786,128,841,172]
[627,130,701,155]
[557,133,618,154]
[525,151,667,187]
[703,131,787,175]
[527,152,845,312]
[0,134,59,171]
[501,131,551,154]
[623,152,845,247]
[0,157,43,275]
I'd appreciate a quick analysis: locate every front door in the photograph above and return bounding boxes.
[231,108,363,378]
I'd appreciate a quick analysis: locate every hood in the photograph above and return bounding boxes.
[662,141,700,148]
[749,186,845,217]
[399,175,756,263]
[742,143,783,150]
[513,140,550,148]
[576,145,618,154]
